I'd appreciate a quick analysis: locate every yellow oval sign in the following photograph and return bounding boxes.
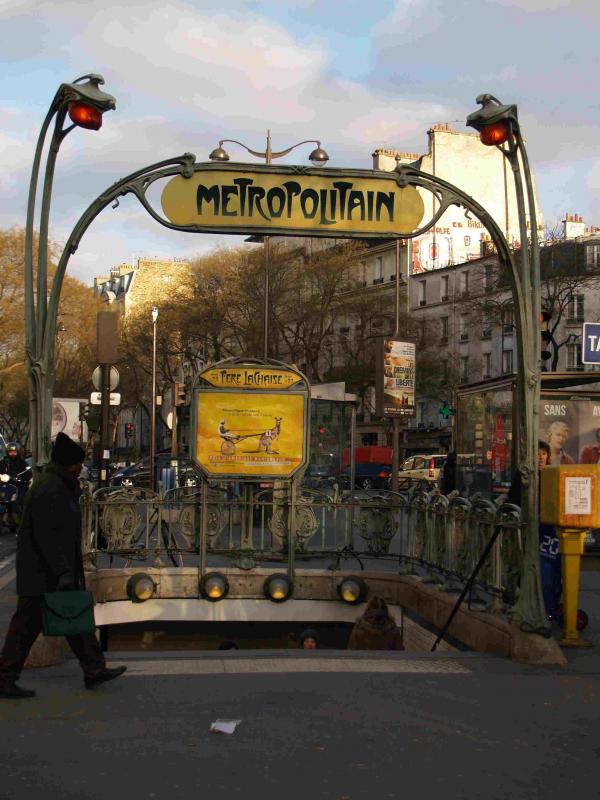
[161,166,424,237]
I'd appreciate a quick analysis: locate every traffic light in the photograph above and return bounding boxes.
[125,422,135,439]
[79,401,89,421]
[540,310,553,370]
[172,381,186,407]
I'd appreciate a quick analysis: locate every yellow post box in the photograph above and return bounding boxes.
[540,465,598,648]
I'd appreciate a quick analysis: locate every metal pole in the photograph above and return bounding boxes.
[264,238,270,361]
[150,307,158,492]
[350,403,356,501]
[391,239,401,492]
[99,364,111,487]
[263,131,272,362]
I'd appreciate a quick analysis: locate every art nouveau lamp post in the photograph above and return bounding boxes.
[209,132,329,360]
[24,74,116,467]
[467,94,548,634]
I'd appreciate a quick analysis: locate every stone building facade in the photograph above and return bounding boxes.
[94,256,192,315]
[373,123,544,274]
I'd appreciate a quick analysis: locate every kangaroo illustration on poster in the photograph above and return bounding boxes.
[257,418,282,454]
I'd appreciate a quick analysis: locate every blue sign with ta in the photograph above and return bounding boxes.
[583,323,600,364]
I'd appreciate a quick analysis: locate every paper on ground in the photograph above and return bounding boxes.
[210,719,242,734]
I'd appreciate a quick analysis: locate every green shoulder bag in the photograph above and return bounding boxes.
[42,591,96,637]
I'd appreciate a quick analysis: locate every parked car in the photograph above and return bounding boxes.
[398,454,447,484]
[110,454,199,489]
[342,462,391,491]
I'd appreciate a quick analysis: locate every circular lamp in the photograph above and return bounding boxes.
[126,573,155,603]
[209,145,230,162]
[308,145,329,166]
[68,101,103,131]
[337,576,367,605]
[479,120,511,147]
[263,573,293,603]
[200,572,229,602]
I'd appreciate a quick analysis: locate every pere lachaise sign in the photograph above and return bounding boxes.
[161,164,425,238]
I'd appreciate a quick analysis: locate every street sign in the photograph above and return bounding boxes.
[90,392,121,406]
[582,323,600,364]
[92,365,119,391]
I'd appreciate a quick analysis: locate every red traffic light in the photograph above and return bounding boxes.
[479,120,511,146]
[540,310,552,324]
[68,101,103,130]
[318,427,326,435]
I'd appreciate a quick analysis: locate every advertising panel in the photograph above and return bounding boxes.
[193,361,309,479]
[376,339,416,417]
[51,397,87,443]
[540,396,600,466]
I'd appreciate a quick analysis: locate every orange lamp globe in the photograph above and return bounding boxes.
[479,120,511,146]
[68,101,103,131]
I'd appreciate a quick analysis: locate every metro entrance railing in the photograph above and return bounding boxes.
[81,483,523,613]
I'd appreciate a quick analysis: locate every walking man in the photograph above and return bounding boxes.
[0,433,126,699]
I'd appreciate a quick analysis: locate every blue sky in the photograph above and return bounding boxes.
[1,0,599,283]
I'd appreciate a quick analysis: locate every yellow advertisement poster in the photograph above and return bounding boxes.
[195,391,306,477]
[382,339,415,416]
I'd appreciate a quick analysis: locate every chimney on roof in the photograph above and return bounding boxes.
[562,212,585,240]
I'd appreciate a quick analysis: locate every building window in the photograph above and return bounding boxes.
[419,280,427,306]
[461,271,469,296]
[586,244,600,269]
[441,275,449,301]
[374,256,383,283]
[441,316,449,341]
[460,314,469,340]
[502,350,513,373]
[501,306,514,333]
[484,264,494,291]
[567,342,583,370]
[430,243,438,260]
[567,294,584,323]
[483,352,492,379]
[482,318,492,338]
[461,357,469,383]
[464,235,471,247]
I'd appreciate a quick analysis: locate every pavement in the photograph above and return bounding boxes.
[0,539,600,800]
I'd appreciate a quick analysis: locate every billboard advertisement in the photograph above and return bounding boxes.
[376,339,416,417]
[540,396,600,465]
[193,361,309,479]
[51,397,87,443]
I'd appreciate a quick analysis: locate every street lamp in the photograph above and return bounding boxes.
[467,94,548,634]
[150,307,159,492]
[25,74,116,468]
[209,131,330,360]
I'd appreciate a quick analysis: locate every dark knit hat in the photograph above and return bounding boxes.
[51,432,86,466]
[299,628,319,647]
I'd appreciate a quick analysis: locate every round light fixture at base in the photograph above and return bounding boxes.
[337,576,367,605]
[263,573,293,603]
[200,572,229,602]
[126,573,155,603]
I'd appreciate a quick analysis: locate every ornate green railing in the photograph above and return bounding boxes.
[82,482,524,612]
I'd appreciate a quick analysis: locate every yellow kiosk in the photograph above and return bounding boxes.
[540,465,599,647]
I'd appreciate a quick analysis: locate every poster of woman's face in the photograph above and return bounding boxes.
[541,397,600,465]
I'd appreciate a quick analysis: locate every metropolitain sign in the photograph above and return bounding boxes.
[161,164,425,238]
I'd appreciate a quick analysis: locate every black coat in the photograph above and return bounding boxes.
[16,463,84,596]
